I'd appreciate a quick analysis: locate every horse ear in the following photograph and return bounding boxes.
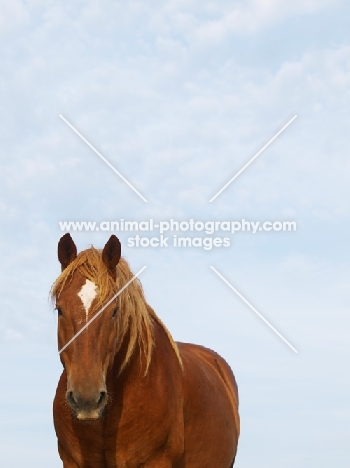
[102,235,121,279]
[58,233,77,271]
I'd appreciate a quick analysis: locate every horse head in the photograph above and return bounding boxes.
[54,234,121,420]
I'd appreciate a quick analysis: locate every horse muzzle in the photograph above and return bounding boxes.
[66,387,108,420]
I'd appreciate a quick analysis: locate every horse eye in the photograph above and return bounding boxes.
[112,307,119,318]
[56,307,63,316]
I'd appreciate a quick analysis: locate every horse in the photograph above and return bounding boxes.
[52,233,240,467]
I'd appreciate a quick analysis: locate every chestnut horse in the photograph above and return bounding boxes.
[52,234,239,467]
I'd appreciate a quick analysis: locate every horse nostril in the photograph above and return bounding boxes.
[98,391,107,407]
[66,389,107,412]
[67,391,77,407]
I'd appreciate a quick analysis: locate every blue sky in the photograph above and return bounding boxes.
[0,0,349,466]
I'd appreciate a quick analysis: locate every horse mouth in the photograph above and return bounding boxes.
[76,409,102,421]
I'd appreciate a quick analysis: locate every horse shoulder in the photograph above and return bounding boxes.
[108,322,185,465]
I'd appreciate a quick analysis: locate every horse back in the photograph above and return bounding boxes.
[178,343,239,467]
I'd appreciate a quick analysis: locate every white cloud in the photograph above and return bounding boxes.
[0,0,29,37]
[193,0,342,41]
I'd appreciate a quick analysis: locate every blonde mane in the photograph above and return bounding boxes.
[51,247,182,374]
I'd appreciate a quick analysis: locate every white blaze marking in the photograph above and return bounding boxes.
[78,279,98,321]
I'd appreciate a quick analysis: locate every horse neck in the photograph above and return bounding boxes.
[106,317,174,386]
[107,325,147,385]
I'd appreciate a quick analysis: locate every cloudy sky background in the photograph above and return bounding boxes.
[1,0,349,466]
